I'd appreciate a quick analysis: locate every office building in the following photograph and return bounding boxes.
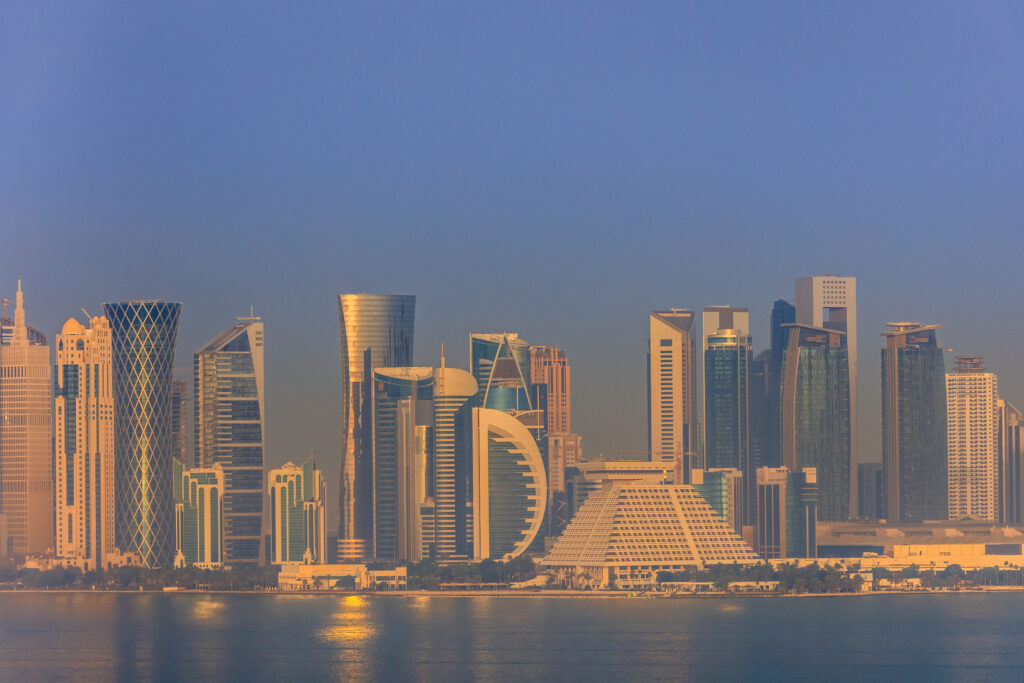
[471,407,547,561]
[881,323,947,522]
[1000,400,1024,524]
[170,379,188,465]
[194,316,266,565]
[105,300,182,568]
[269,458,327,564]
[749,351,770,474]
[946,357,999,521]
[543,484,760,589]
[0,283,53,557]
[795,276,857,514]
[779,324,850,521]
[755,466,818,560]
[648,310,698,472]
[54,314,114,570]
[472,333,533,413]
[337,294,415,560]
[691,468,744,534]
[765,300,796,469]
[173,460,224,568]
[858,462,884,521]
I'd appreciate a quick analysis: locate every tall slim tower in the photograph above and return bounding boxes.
[337,294,415,560]
[648,310,697,474]
[194,316,266,565]
[795,276,857,514]
[54,315,114,569]
[881,323,947,522]
[946,357,1000,521]
[765,300,796,468]
[1000,400,1024,525]
[104,300,181,568]
[170,379,189,465]
[0,282,53,556]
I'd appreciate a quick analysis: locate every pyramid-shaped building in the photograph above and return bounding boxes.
[543,484,760,589]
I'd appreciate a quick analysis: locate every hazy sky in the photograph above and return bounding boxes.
[4,3,1023,515]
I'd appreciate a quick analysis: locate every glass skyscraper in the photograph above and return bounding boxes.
[881,323,947,522]
[173,460,224,568]
[766,300,796,469]
[471,333,533,413]
[338,294,415,560]
[268,457,326,564]
[779,323,850,522]
[194,317,265,565]
[104,300,181,569]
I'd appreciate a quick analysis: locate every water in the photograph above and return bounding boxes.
[2,592,1024,681]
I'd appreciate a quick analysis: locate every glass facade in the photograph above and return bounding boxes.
[194,319,265,565]
[765,300,796,469]
[779,324,850,522]
[104,301,181,568]
[471,334,533,413]
[755,467,818,559]
[338,294,415,558]
[268,457,326,564]
[173,460,223,567]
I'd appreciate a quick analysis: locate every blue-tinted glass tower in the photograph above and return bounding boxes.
[104,301,181,568]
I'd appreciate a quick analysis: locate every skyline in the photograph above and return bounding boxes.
[6,2,1024,513]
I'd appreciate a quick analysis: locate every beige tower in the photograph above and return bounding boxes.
[648,310,697,473]
[54,314,115,569]
[947,357,1000,521]
[0,282,53,556]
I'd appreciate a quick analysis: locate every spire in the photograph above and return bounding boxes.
[12,280,26,343]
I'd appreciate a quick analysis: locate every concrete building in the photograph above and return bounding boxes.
[337,294,415,561]
[796,275,857,515]
[0,283,52,557]
[566,459,674,522]
[277,563,407,591]
[691,468,744,534]
[755,467,818,560]
[543,484,759,589]
[779,324,850,521]
[881,323,947,522]
[947,357,1000,521]
[1000,400,1024,524]
[170,379,188,465]
[194,316,266,565]
[54,314,114,570]
[269,458,327,565]
[817,520,1024,564]
[173,460,224,568]
[648,310,698,474]
[105,300,181,569]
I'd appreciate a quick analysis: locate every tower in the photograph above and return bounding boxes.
[946,357,999,521]
[648,310,697,474]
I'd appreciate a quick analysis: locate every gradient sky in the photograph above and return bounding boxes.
[4,2,1023,515]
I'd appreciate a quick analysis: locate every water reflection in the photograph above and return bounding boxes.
[191,597,226,622]
[318,594,377,645]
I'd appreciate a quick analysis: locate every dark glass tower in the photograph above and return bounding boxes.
[779,323,851,522]
[704,330,752,523]
[105,301,181,568]
[765,300,796,469]
[881,323,947,522]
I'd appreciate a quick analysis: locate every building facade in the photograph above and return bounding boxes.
[337,294,415,560]
[1000,400,1024,524]
[691,468,744,534]
[648,310,698,473]
[104,300,182,568]
[0,283,53,556]
[54,315,114,570]
[766,300,796,469]
[170,379,189,465]
[946,357,1000,521]
[881,323,947,523]
[703,327,752,523]
[269,458,327,564]
[779,324,850,521]
[173,460,224,568]
[755,466,818,560]
[194,317,266,565]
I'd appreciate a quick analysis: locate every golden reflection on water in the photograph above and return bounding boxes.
[191,597,226,621]
[318,595,377,645]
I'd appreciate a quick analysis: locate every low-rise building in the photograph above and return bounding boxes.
[277,563,407,591]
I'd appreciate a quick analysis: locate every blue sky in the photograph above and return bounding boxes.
[4,2,1023,510]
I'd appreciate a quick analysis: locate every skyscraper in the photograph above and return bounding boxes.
[54,314,114,570]
[946,357,999,521]
[105,300,182,569]
[268,458,326,564]
[0,283,53,556]
[173,460,224,568]
[429,364,478,560]
[170,379,188,465]
[766,300,796,468]
[779,324,850,521]
[338,294,415,560]
[691,468,744,534]
[999,400,1024,524]
[194,316,265,565]
[755,466,818,560]
[648,310,697,473]
[881,323,947,522]
[471,333,533,413]
[795,276,857,514]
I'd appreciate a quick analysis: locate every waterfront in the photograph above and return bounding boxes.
[2,593,1024,681]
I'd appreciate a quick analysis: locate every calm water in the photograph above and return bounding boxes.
[2,592,1024,681]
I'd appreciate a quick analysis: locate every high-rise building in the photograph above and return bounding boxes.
[749,351,771,474]
[471,333,534,413]
[779,324,850,521]
[54,315,114,570]
[999,400,1024,524]
[648,310,697,473]
[170,379,188,465]
[173,460,224,568]
[691,468,744,534]
[0,283,53,557]
[946,357,1000,521]
[268,458,326,564]
[795,276,857,514]
[337,294,415,560]
[194,317,266,565]
[857,462,884,521]
[471,407,547,561]
[104,300,182,569]
[765,300,796,469]
[755,466,818,560]
[881,323,947,523]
